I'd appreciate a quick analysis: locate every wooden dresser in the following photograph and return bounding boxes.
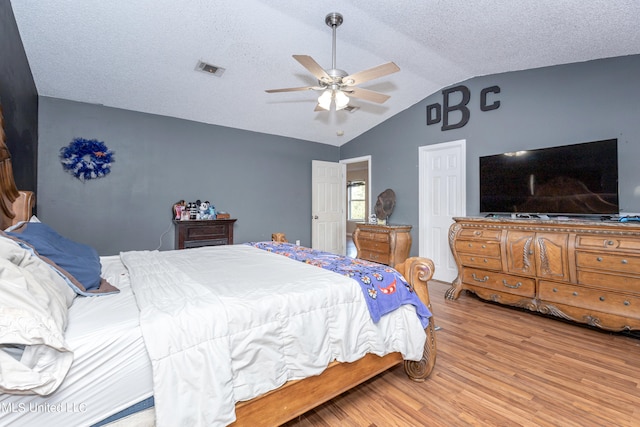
[447,217,640,331]
[173,219,236,249]
[352,223,412,267]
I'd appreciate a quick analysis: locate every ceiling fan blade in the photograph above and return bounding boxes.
[342,62,400,86]
[345,87,391,104]
[265,86,319,93]
[293,55,331,82]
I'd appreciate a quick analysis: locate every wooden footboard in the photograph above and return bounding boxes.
[232,256,437,426]
[396,257,438,382]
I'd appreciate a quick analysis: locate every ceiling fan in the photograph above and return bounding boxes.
[265,12,400,112]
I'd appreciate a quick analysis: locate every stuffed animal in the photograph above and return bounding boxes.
[206,204,216,219]
[196,200,217,219]
[189,202,198,220]
[173,200,186,220]
[198,200,211,219]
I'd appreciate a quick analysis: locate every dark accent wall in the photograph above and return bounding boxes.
[0,2,38,192]
[37,98,339,255]
[340,55,640,256]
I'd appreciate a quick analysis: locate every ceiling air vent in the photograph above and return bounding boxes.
[195,61,225,77]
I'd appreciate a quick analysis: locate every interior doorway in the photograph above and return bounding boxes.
[341,156,371,257]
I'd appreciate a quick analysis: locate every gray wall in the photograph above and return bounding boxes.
[38,98,339,255]
[340,55,640,256]
[0,2,38,192]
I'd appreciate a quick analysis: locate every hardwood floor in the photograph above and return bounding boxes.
[284,280,640,427]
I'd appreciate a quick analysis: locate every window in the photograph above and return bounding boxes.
[348,181,366,221]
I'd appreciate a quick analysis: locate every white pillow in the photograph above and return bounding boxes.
[0,236,75,395]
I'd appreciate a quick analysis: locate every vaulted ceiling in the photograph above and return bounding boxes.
[10,1,640,146]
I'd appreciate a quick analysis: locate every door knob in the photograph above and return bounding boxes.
[313,215,319,219]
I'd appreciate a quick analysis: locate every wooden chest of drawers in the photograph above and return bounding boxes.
[448,217,640,331]
[352,223,412,267]
[173,219,236,249]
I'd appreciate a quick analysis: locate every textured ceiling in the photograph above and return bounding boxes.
[10,1,640,146]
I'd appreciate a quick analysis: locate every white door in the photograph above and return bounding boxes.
[312,160,346,255]
[419,140,466,282]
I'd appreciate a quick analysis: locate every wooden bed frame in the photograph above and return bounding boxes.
[0,105,436,426]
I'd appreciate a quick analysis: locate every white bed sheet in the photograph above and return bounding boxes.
[0,256,153,427]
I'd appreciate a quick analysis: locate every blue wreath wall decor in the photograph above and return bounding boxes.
[60,138,115,181]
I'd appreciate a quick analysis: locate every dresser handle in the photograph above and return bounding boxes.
[471,273,489,282]
[481,244,486,248]
[552,288,558,292]
[596,257,603,262]
[528,250,534,255]
[599,296,605,301]
[502,279,522,289]
[621,259,628,264]
[470,257,475,261]
[607,240,614,246]
[624,301,630,306]
[573,291,578,296]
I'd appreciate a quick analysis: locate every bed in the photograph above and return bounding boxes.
[0,107,436,426]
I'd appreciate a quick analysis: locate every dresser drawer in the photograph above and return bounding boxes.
[185,224,229,240]
[457,228,502,241]
[357,231,389,243]
[461,268,535,297]
[454,240,501,257]
[576,251,640,275]
[539,281,639,319]
[576,235,640,252]
[184,238,228,248]
[576,270,640,294]
[458,254,502,270]
[359,250,390,265]
[358,238,390,253]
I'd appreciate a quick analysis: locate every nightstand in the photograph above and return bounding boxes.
[173,219,237,249]
[352,223,412,267]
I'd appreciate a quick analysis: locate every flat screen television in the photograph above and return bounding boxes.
[479,139,619,216]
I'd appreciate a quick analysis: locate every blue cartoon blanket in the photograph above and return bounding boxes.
[247,242,431,328]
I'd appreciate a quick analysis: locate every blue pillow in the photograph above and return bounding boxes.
[6,222,117,296]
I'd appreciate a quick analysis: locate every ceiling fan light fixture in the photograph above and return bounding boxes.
[317,89,350,111]
[334,90,349,110]
[317,89,333,110]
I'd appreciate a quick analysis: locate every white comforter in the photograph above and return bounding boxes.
[121,244,427,427]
